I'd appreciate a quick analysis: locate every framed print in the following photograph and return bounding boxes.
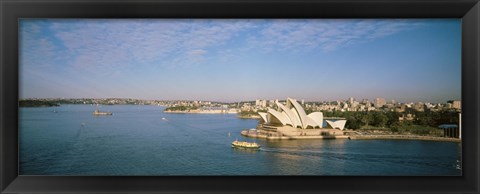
[1,0,479,193]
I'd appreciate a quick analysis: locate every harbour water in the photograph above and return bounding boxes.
[20,105,461,176]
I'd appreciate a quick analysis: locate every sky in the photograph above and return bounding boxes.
[19,19,461,103]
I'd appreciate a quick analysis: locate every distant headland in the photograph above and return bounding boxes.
[19,100,60,107]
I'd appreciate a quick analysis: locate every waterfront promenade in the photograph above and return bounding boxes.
[164,109,237,114]
[241,127,461,142]
[349,134,461,142]
[241,126,350,140]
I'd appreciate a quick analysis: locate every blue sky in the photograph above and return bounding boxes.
[20,19,461,103]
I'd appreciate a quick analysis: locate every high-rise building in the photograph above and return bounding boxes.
[348,97,354,105]
[452,100,461,109]
[269,100,275,107]
[375,98,386,108]
[256,99,267,107]
[362,99,369,104]
[351,101,359,110]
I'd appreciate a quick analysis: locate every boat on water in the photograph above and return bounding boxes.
[93,109,113,116]
[231,140,260,149]
[93,105,112,116]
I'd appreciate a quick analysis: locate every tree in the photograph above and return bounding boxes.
[346,119,362,130]
[361,112,372,127]
[372,112,388,127]
[436,110,459,126]
[415,111,435,126]
[390,122,401,133]
[385,111,400,127]
[305,108,314,114]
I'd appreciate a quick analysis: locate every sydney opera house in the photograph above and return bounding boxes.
[242,98,349,140]
[258,98,347,130]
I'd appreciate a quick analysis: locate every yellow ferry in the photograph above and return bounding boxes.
[92,105,112,116]
[231,140,260,149]
[93,109,113,116]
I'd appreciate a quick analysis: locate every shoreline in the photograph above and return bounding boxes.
[349,135,461,142]
[241,129,461,142]
[241,130,350,140]
[164,110,237,114]
[237,115,261,119]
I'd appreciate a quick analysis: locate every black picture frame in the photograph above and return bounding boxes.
[1,0,479,193]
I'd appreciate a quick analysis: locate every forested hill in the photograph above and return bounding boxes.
[19,100,60,107]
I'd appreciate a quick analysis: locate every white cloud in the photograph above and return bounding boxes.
[188,49,207,55]
[20,35,57,70]
[46,19,256,72]
[249,19,424,52]
[22,19,424,76]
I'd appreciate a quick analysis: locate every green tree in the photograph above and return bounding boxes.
[361,112,372,127]
[385,111,400,127]
[346,119,362,130]
[305,108,314,114]
[435,110,459,126]
[372,112,388,127]
[414,111,435,126]
[390,122,401,133]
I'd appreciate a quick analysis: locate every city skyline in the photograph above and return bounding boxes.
[19,96,460,105]
[20,19,461,103]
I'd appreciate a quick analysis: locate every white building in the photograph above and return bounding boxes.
[258,98,347,130]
